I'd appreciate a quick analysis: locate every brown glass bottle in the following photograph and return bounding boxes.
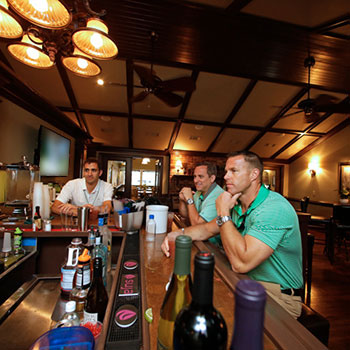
[83,257,108,324]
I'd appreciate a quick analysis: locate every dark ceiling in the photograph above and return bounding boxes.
[0,0,349,162]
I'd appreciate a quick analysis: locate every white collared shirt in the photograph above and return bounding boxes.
[56,178,113,207]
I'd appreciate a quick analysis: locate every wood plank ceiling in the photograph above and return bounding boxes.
[0,0,350,162]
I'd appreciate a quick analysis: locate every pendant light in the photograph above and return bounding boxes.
[7,33,53,68]
[7,0,71,29]
[0,0,23,38]
[62,47,101,77]
[72,18,118,59]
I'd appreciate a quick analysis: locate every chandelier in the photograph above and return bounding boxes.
[0,0,118,77]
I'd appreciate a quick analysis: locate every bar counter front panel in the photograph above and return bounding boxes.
[0,220,327,350]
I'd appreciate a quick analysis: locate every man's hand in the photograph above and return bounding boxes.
[216,191,242,216]
[161,230,183,257]
[180,187,194,202]
[58,203,77,216]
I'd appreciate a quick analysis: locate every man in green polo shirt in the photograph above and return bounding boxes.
[178,162,224,244]
[162,151,303,318]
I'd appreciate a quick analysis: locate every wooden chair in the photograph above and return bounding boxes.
[297,212,330,346]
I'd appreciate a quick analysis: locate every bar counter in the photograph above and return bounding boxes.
[0,217,328,349]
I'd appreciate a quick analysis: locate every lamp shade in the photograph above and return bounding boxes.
[72,18,118,60]
[7,33,53,68]
[7,0,71,29]
[0,0,23,38]
[62,47,101,77]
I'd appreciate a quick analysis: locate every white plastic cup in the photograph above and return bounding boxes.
[145,205,169,234]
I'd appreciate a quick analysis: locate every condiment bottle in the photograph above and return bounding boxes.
[70,249,92,312]
[13,227,24,255]
[33,206,42,231]
[60,238,83,297]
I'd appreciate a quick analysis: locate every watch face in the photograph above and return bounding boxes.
[216,216,223,226]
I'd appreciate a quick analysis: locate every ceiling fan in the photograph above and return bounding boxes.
[129,32,196,107]
[281,56,348,123]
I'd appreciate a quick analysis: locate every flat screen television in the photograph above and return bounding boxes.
[37,126,71,176]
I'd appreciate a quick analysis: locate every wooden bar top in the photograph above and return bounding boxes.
[138,224,327,350]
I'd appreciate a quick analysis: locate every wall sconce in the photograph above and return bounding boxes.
[308,156,321,177]
[175,159,183,174]
[309,169,316,177]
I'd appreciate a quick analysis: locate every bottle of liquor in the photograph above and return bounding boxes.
[33,206,42,231]
[70,249,92,313]
[84,257,108,324]
[157,235,192,350]
[173,251,227,350]
[100,206,112,272]
[93,231,107,286]
[55,301,80,328]
[85,226,96,257]
[230,280,266,350]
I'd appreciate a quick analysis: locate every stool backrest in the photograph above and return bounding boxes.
[300,196,310,213]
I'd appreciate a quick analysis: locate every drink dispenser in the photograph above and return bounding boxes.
[4,156,40,217]
[6,160,40,204]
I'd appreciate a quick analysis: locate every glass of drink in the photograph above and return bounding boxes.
[167,212,174,233]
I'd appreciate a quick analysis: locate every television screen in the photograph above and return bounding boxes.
[38,126,71,176]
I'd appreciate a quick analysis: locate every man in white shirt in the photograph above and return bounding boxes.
[51,158,113,217]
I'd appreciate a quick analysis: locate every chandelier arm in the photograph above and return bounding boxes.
[82,0,106,17]
[26,27,45,45]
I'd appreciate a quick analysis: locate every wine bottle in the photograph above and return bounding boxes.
[157,235,192,350]
[84,257,108,324]
[230,280,266,350]
[173,251,227,350]
[93,230,107,286]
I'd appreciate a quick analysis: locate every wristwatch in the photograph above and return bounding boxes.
[186,198,194,205]
[216,215,232,227]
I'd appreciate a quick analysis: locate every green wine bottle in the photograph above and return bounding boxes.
[157,235,192,350]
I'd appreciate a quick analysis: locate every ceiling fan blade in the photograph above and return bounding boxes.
[154,90,183,107]
[314,93,339,105]
[315,100,350,114]
[129,90,150,103]
[133,64,156,87]
[159,77,196,92]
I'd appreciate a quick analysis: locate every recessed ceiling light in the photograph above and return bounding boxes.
[189,135,200,141]
[101,116,111,122]
[97,79,104,86]
[195,125,204,130]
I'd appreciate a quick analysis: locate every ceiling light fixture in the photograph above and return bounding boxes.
[1,0,118,77]
[97,78,104,85]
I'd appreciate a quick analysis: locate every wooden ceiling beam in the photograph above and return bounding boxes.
[167,69,199,152]
[55,59,89,133]
[126,59,134,148]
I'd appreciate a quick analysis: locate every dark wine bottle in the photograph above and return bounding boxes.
[173,251,227,350]
[157,235,192,350]
[230,280,266,350]
[83,257,108,324]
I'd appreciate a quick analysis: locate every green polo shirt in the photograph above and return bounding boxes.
[193,183,224,245]
[231,186,303,290]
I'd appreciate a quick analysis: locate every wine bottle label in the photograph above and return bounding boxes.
[118,274,139,296]
[84,311,98,324]
[61,267,76,291]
